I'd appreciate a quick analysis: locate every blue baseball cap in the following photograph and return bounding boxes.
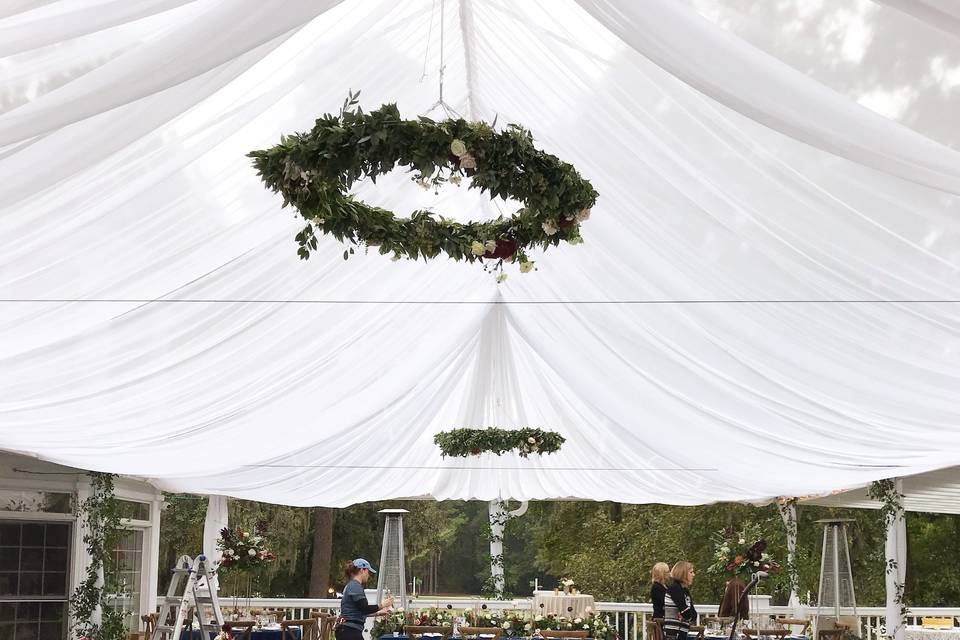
[353,558,377,574]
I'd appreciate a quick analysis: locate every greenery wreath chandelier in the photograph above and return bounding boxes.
[434,428,565,458]
[249,92,598,278]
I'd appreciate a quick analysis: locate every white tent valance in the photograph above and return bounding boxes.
[1,0,959,507]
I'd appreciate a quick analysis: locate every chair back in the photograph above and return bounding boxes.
[458,627,503,639]
[542,632,589,639]
[688,626,706,640]
[405,625,452,640]
[317,614,336,640]
[282,617,322,640]
[141,613,158,637]
[646,618,665,640]
[777,618,812,635]
[226,621,256,640]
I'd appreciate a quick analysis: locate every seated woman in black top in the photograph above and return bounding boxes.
[336,558,393,640]
[650,562,671,620]
[663,561,697,640]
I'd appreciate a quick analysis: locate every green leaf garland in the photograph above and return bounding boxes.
[248,91,598,276]
[434,428,565,458]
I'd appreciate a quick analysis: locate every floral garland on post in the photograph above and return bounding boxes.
[868,479,908,637]
[776,498,800,603]
[248,91,598,279]
[482,501,511,599]
[70,472,127,640]
[434,428,564,458]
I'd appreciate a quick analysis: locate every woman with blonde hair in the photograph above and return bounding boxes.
[649,562,671,620]
[663,561,697,640]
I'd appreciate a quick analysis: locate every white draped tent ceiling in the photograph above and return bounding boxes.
[1,0,960,508]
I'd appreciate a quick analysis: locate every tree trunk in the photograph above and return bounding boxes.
[308,507,336,597]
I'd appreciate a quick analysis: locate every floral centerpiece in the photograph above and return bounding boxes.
[531,612,613,640]
[560,577,576,594]
[216,523,276,574]
[410,608,456,628]
[708,524,779,580]
[372,608,407,638]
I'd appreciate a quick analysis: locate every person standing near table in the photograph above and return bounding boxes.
[335,559,393,640]
[650,562,670,620]
[664,561,697,640]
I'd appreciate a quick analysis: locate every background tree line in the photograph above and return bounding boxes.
[159,498,960,606]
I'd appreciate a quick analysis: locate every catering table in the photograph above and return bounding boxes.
[905,628,960,640]
[532,591,596,617]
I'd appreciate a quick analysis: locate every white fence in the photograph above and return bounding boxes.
[198,596,960,640]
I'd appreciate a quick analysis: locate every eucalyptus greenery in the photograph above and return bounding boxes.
[433,428,565,458]
[248,91,598,275]
[70,473,127,640]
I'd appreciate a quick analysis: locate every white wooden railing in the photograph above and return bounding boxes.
[188,596,960,640]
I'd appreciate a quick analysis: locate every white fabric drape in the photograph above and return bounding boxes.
[0,0,958,506]
[876,0,960,39]
[575,0,960,193]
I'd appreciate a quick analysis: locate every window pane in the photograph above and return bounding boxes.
[18,572,41,596]
[41,572,66,597]
[19,525,42,547]
[0,491,72,514]
[116,500,150,521]
[20,548,42,571]
[0,548,17,571]
[0,572,17,596]
[0,524,19,546]
[43,525,67,548]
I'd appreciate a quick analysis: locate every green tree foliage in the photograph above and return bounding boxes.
[158,496,960,606]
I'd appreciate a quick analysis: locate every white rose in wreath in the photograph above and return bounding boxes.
[575,208,591,222]
[471,241,486,256]
[450,139,468,157]
[527,437,537,444]
[460,154,477,170]
[248,548,257,557]
[542,220,559,236]
[484,239,497,253]
[519,261,534,273]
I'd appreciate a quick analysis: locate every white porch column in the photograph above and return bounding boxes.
[884,479,907,640]
[488,500,528,598]
[777,499,800,608]
[201,495,229,588]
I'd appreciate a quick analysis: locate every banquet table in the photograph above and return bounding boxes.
[181,628,301,640]
[905,628,960,640]
[532,591,596,617]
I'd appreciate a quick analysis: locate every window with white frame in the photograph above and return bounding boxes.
[0,520,71,640]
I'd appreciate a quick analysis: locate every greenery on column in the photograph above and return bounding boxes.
[70,472,126,640]
[869,478,908,636]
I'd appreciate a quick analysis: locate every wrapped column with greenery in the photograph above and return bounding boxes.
[70,472,126,640]
[869,478,907,640]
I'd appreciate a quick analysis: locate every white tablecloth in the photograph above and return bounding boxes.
[905,628,960,640]
[532,592,595,617]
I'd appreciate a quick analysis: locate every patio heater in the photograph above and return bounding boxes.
[815,519,858,634]
[376,509,409,610]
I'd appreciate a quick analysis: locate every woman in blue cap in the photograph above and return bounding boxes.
[335,558,394,640]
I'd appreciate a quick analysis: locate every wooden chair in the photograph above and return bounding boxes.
[281,617,322,640]
[541,632,589,639]
[317,614,336,640]
[458,627,503,639]
[817,628,849,640]
[688,625,706,640]
[226,620,256,640]
[646,618,665,640]
[405,625,452,640]
[141,613,158,638]
[777,618,812,636]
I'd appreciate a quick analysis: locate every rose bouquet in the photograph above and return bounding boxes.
[708,524,779,580]
[216,522,276,573]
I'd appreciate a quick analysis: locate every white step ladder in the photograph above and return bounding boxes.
[152,554,225,640]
